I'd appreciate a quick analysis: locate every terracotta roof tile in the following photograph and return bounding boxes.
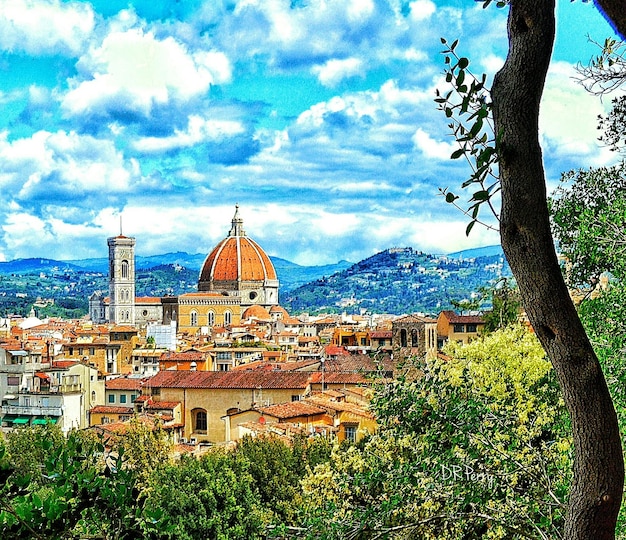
[146,370,311,390]
[90,405,134,414]
[440,311,485,325]
[106,377,144,390]
[257,401,327,419]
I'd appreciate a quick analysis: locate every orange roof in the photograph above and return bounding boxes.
[146,370,311,390]
[257,401,326,419]
[160,351,206,362]
[439,310,485,325]
[106,377,144,390]
[200,236,276,282]
[310,372,368,385]
[90,405,134,414]
[135,297,162,304]
[198,207,277,287]
[242,305,272,320]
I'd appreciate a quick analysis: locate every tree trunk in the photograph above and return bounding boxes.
[491,0,624,538]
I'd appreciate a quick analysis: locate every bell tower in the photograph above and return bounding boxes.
[107,233,136,325]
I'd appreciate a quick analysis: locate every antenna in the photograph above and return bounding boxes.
[119,214,123,236]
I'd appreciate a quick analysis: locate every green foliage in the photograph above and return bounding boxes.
[233,434,334,527]
[549,162,626,286]
[144,450,264,540]
[113,415,173,487]
[0,427,165,539]
[436,38,499,236]
[482,278,521,331]
[300,326,571,539]
[578,282,626,536]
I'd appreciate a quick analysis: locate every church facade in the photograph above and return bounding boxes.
[89,206,280,334]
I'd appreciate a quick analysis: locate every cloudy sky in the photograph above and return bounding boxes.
[0,0,620,266]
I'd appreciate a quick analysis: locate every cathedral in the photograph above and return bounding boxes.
[89,206,280,333]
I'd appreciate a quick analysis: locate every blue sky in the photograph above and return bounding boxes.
[0,0,620,266]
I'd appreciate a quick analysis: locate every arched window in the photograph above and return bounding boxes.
[190,310,198,326]
[411,329,419,347]
[121,260,129,279]
[207,311,215,326]
[194,409,207,433]
[224,310,232,326]
[400,329,407,348]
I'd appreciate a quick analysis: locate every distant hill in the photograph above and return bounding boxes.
[0,246,510,318]
[446,245,504,259]
[0,253,353,295]
[281,246,511,316]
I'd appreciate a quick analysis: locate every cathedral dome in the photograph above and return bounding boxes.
[198,206,279,307]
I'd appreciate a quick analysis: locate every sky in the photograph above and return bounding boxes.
[0,0,621,266]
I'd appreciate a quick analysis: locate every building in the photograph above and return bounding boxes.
[107,234,137,325]
[198,205,279,308]
[436,310,485,346]
[143,370,313,444]
[89,206,280,336]
[391,314,438,361]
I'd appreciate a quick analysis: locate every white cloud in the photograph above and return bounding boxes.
[412,128,456,159]
[63,28,231,116]
[540,61,618,167]
[0,0,94,56]
[409,0,436,22]
[133,115,245,153]
[312,57,365,87]
[0,130,133,198]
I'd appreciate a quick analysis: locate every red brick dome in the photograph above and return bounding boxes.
[198,206,278,294]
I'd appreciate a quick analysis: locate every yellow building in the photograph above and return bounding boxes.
[144,370,312,444]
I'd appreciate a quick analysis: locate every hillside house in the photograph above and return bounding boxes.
[437,311,485,346]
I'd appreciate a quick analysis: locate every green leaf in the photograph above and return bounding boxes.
[451,148,465,159]
[458,57,469,69]
[456,70,465,86]
[445,192,459,203]
[466,220,476,236]
[472,190,490,201]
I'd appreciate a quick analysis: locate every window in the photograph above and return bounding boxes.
[119,394,127,404]
[190,310,198,326]
[151,387,160,396]
[89,348,95,355]
[466,324,477,333]
[91,391,96,402]
[291,395,301,402]
[207,311,215,326]
[131,394,137,402]
[411,329,419,347]
[108,394,115,404]
[400,329,407,347]
[121,260,129,279]
[194,410,208,432]
[7,376,19,387]
[344,424,357,443]
[453,324,465,333]
[224,310,232,325]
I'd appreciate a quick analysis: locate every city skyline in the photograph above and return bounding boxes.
[0,0,621,266]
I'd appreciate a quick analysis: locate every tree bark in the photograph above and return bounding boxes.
[491,0,624,538]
